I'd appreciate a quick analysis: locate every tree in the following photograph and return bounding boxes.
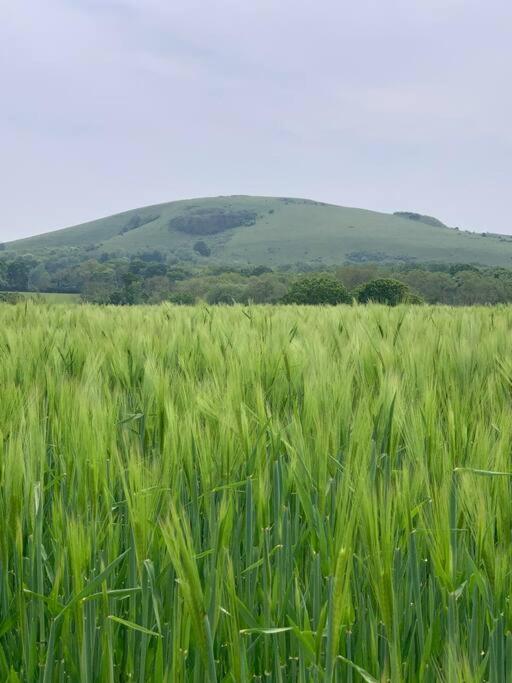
[143,276,172,303]
[449,263,480,276]
[452,271,507,305]
[167,266,191,282]
[6,257,38,291]
[79,260,118,303]
[28,263,52,291]
[335,264,381,290]
[206,283,247,304]
[169,290,196,305]
[109,272,144,305]
[241,265,273,277]
[282,276,351,305]
[356,278,416,305]
[400,269,457,305]
[0,260,7,289]
[246,274,287,303]
[193,241,211,257]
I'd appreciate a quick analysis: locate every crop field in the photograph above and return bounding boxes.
[0,292,81,304]
[1,302,512,682]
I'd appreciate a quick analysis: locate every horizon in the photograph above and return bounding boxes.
[2,1,512,241]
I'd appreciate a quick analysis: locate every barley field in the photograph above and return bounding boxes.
[1,302,512,682]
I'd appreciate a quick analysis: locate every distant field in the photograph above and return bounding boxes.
[1,302,511,680]
[1,291,81,303]
[6,194,512,266]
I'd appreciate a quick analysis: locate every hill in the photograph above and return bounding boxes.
[5,195,512,267]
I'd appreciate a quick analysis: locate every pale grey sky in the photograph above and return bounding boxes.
[1,0,511,241]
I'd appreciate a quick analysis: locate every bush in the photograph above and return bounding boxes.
[245,275,287,303]
[282,276,351,305]
[0,292,22,304]
[206,283,247,305]
[356,278,416,305]
[169,209,257,235]
[193,241,211,257]
[168,291,196,305]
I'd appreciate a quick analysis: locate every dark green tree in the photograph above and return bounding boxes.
[400,269,457,304]
[0,259,7,289]
[356,278,416,305]
[449,263,480,276]
[193,241,211,257]
[6,257,37,291]
[282,276,351,305]
[206,283,247,304]
[109,272,144,305]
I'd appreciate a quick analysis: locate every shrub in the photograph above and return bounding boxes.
[168,290,196,305]
[206,283,247,305]
[282,276,351,305]
[169,209,257,235]
[193,241,211,257]
[0,292,21,303]
[356,278,415,305]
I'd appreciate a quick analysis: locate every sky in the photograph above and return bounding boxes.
[1,0,511,241]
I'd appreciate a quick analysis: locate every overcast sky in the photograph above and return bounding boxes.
[1,0,511,241]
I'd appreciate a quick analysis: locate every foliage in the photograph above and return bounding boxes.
[193,240,211,257]
[0,291,22,303]
[0,303,511,680]
[5,256,38,291]
[169,208,258,235]
[205,282,247,304]
[355,278,416,305]
[282,276,351,305]
[399,269,458,304]
[6,249,512,307]
[393,211,446,227]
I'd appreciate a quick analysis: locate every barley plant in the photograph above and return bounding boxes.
[1,301,512,682]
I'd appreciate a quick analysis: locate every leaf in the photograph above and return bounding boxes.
[454,467,512,477]
[452,580,468,600]
[240,627,293,635]
[0,616,15,638]
[108,615,162,637]
[57,548,130,618]
[81,587,142,602]
[117,413,144,425]
[337,655,379,683]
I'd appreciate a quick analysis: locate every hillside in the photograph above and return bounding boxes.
[5,195,512,266]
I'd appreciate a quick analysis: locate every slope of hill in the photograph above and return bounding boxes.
[5,195,512,266]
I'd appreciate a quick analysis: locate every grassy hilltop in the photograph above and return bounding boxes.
[6,195,512,266]
[1,301,512,680]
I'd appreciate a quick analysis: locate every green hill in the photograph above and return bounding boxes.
[5,195,512,266]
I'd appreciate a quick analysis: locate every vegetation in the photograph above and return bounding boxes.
[5,195,512,267]
[1,302,511,681]
[0,291,81,304]
[355,278,414,305]
[282,276,351,305]
[7,248,512,307]
[393,211,447,228]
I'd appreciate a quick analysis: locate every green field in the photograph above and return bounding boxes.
[6,195,512,267]
[0,291,81,304]
[1,302,512,681]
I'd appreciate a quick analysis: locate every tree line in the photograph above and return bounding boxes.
[3,250,512,305]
